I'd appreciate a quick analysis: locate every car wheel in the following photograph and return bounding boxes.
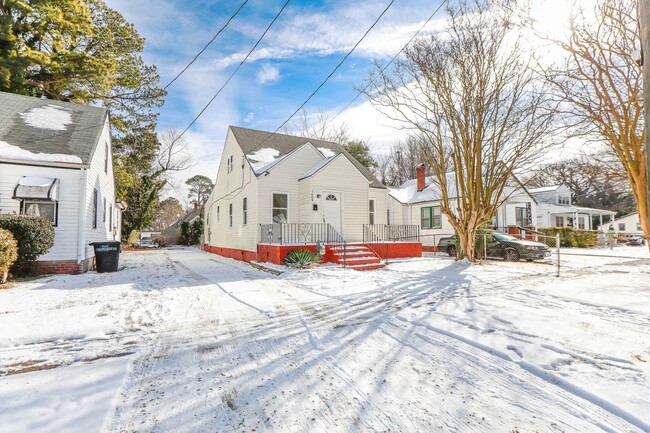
[447,245,456,257]
[504,248,520,262]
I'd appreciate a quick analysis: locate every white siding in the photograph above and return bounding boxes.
[204,130,259,252]
[257,144,324,226]
[0,163,82,261]
[306,156,370,242]
[82,120,117,260]
[368,188,389,226]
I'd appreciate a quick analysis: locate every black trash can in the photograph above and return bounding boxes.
[90,241,121,273]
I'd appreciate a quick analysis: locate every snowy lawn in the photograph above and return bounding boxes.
[0,246,648,432]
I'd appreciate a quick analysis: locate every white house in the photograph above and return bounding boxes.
[388,165,538,250]
[528,184,615,230]
[203,126,414,269]
[600,212,644,236]
[0,91,124,274]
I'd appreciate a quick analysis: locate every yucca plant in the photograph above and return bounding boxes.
[284,249,321,269]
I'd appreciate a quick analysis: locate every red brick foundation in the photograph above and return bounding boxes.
[204,244,257,262]
[422,246,440,253]
[255,242,422,265]
[256,244,318,265]
[361,242,422,259]
[31,257,95,275]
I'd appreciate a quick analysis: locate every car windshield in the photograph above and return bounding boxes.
[492,233,517,241]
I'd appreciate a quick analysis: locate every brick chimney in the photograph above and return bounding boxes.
[416,164,426,191]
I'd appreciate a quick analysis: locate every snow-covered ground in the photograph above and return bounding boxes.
[0,246,649,432]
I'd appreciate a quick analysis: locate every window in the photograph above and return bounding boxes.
[420,206,441,229]
[515,207,526,227]
[578,217,585,229]
[637,223,643,231]
[272,193,288,223]
[217,206,220,221]
[227,155,234,173]
[387,209,391,225]
[104,144,109,173]
[369,199,375,225]
[22,201,57,226]
[619,223,626,231]
[555,216,564,227]
[102,197,107,222]
[109,204,113,228]
[243,197,248,225]
[92,189,98,229]
[229,203,233,227]
[558,195,570,205]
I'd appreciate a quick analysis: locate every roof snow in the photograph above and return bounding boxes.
[246,148,280,172]
[528,185,561,193]
[318,147,335,158]
[0,140,83,164]
[19,105,73,131]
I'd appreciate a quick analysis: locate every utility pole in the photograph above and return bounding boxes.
[641,0,650,235]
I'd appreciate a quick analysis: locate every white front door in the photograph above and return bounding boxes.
[323,192,342,236]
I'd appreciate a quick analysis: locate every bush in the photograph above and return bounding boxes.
[284,249,321,268]
[539,227,598,248]
[178,220,204,246]
[0,215,55,275]
[0,228,18,283]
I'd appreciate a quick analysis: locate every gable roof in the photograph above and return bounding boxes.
[390,172,535,205]
[0,91,108,166]
[229,125,385,189]
[528,185,562,194]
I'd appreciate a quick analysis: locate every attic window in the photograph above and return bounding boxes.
[227,155,234,173]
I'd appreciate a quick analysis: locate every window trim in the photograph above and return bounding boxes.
[217,205,220,221]
[242,197,248,225]
[369,199,375,225]
[272,192,289,224]
[420,205,442,229]
[229,203,233,227]
[102,197,107,223]
[21,200,58,227]
[104,143,109,174]
[92,189,98,229]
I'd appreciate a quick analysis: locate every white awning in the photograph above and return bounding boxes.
[13,176,59,201]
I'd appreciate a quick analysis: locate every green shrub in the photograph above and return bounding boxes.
[284,249,321,268]
[0,215,55,275]
[0,228,18,283]
[539,227,598,248]
[178,220,204,246]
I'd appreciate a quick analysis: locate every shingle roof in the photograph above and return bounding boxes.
[0,91,108,165]
[229,126,385,189]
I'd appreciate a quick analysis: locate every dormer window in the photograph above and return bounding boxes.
[557,195,570,205]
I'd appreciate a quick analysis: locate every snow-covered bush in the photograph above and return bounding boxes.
[0,228,18,283]
[284,249,321,268]
[0,215,55,275]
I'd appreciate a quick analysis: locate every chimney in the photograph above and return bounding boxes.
[416,164,426,191]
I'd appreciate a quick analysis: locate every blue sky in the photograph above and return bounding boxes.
[103,0,447,201]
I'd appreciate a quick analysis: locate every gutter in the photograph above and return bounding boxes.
[0,157,88,170]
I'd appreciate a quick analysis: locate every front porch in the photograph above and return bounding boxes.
[257,223,422,269]
[545,205,616,230]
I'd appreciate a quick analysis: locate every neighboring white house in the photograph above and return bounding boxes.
[600,212,644,236]
[203,126,391,261]
[0,91,124,274]
[528,184,615,230]
[388,165,538,249]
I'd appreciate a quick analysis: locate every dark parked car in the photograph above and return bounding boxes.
[437,232,551,261]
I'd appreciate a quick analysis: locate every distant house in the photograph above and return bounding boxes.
[388,165,538,250]
[203,126,419,269]
[159,207,202,245]
[528,184,615,230]
[600,212,644,236]
[0,91,124,274]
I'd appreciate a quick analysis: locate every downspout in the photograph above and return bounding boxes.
[77,169,88,264]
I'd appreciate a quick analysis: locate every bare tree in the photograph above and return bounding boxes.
[282,109,351,144]
[366,0,556,261]
[545,0,648,247]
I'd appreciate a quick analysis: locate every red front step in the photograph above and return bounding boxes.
[327,245,385,270]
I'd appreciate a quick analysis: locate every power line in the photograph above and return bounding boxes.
[163,0,250,90]
[268,0,397,140]
[324,0,447,130]
[175,0,292,143]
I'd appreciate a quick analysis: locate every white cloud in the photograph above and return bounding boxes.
[243,112,255,123]
[256,63,280,83]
